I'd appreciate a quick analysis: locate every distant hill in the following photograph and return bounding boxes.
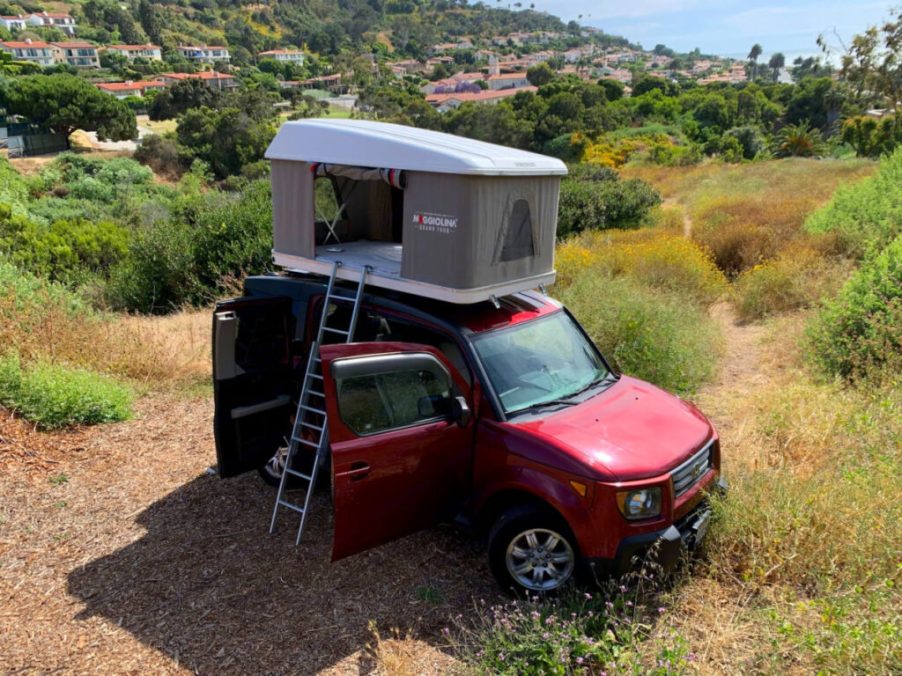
[0,0,643,63]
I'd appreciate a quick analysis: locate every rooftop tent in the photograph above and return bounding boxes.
[265,119,567,304]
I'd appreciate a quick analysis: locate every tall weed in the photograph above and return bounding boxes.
[560,274,722,395]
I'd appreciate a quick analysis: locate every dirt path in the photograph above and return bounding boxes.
[0,394,484,674]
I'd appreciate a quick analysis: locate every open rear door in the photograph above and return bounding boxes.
[213,296,294,477]
[321,342,474,560]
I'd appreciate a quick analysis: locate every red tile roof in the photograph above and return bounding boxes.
[0,40,51,48]
[106,44,161,51]
[426,86,537,105]
[161,71,235,80]
[96,80,167,92]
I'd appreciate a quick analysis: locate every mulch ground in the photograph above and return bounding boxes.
[0,396,495,674]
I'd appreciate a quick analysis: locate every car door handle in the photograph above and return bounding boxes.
[345,462,371,481]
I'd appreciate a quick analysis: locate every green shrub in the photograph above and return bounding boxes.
[105,219,200,313]
[807,235,902,380]
[558,167,661,238]
[0,354,132,429]
[0,205,129,283]
[106,179,274,313]
[560,274,721,394]
[804,147,902,257]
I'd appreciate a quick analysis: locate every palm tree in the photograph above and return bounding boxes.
[773,122,826,158]
[747,43,762,80]
[768,52,785,82]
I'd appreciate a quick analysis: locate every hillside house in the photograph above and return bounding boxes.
[0,40,56,66]
[52,41,99,68]
[159,71,237,91]
[487,72,531,91]
[426,86,537,113]
[0,15,27,31]
[258,49,305,64]
[96,80,168,99]
[26,11,76,35]
[105,44,162,61]
[177,45,230,63]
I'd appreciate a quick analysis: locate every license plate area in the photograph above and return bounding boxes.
[689,509,711,547]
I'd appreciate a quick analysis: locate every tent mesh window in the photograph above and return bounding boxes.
[497,198,536,262]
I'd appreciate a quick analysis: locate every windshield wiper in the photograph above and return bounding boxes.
[521,399,581,413]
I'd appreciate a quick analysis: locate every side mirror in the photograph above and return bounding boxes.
[450,395,471,428]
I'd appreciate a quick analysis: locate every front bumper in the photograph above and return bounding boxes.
[590,476,727,577]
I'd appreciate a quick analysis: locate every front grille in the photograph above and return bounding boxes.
[671,439,713,498]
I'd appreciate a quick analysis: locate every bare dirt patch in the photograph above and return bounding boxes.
[0,394,492,674]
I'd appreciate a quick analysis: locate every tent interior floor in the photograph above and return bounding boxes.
[315,240,404,279]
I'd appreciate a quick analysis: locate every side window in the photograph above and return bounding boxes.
[335,354,452,436]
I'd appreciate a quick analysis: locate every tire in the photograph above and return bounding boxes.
[487,506,579,595]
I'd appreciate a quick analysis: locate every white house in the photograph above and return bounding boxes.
[26,11,76,35]
[177,45,230,63]
[0,39,56,66]
[486,72,531,91]
[105,44,162,61]
[258,49,305,64]
[0,15,27,31]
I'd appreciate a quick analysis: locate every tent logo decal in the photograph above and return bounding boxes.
[413,212,458,234]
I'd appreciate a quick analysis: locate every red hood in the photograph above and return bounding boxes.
[513,376,713,482]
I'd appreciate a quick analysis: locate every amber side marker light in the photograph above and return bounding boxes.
[569,480,587,497]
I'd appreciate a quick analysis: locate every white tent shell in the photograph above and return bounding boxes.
[265,119,567,304]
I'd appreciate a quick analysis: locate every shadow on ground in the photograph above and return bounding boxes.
[68,472,495,673]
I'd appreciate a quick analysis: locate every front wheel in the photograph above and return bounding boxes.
[258,446,289,487]
[488,507,578,594]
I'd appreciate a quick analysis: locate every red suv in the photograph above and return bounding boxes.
[213,272,725,594]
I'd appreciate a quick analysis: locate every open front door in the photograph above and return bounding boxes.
[321,342,474,560]
[213,296,293,477]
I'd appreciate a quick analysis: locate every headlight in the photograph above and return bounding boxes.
[616,487,662,520]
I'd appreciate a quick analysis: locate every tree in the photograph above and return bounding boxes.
[597,78,624,101]
[176,107,276,178]
[148,79,218,120]
[829,8,901,134]
[137,0,163,45]
[526,61,555,86]
[768,52,785,82]
[747,43,763,80]
[772,121,826,157]
[2,75,136,145]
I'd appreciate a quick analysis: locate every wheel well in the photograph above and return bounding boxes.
[476,489,566,539]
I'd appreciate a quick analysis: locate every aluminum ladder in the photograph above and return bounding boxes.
[269,261,369,544]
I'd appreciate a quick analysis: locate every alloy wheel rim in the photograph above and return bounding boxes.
[505,527,575,591]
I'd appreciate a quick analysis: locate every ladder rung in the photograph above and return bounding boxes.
[307,373,323,380]
[300,421,324,432]
[300,404,326,414]
[277,500,305,514]
[284,468,312,481]
[307,390,325,398]
[291,436,319,447]
[322,327,349,336]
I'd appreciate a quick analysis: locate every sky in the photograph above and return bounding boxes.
[529,0,898,62]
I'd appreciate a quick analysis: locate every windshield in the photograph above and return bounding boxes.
[472,311,611,415]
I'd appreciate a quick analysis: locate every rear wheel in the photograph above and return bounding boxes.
[488,506,578,594]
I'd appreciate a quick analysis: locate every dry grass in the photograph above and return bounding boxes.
[0,274,209,392]
[637,307,901,674]
[623,159,876,277]
[0,393,486,674]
